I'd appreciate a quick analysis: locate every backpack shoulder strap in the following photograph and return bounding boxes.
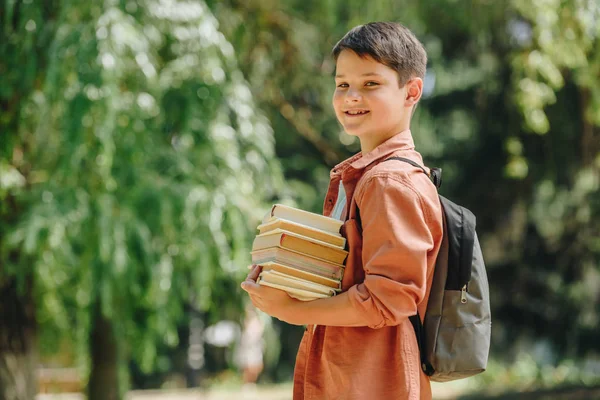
[384,156,442,189]
[382,156,440,376]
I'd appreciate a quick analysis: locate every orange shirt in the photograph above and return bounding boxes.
[293,130,443,400]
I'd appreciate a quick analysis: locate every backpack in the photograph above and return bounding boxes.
[383,157,492,382]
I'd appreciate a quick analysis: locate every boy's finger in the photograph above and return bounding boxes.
[245,264,262,281]
[241,279,261,293]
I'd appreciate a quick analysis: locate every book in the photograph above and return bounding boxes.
[251,247,344,281]
[256,279,329,301]
[263,204,344,234]
[257,271,334,301]
[257,218,346,249]
[258,270,338,296]
[252,230,348,264]
[259,261,341,290]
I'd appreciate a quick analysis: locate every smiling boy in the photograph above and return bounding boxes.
[242,22,443,399]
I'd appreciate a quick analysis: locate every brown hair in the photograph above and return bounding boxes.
[332,22,427,86]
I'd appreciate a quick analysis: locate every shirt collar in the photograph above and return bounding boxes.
[331,130,415,177]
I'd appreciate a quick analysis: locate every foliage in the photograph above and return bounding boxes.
[1,0,599,392]
[511,0,600,134]
[1,0,282,383]
[209,0,600,377]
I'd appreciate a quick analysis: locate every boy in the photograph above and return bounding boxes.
[242,22,443,399]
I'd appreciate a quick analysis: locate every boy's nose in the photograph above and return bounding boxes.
[345,89,361,102]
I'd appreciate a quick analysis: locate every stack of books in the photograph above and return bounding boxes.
[251,204,347,301]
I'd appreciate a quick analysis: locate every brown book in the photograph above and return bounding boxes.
[259,261,341,290]
[252,230,348,264]
[263,204,343,234]
[257,218,346,249]
[251,247,344,281]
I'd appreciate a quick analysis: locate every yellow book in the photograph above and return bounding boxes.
[259,261,341,290]
[257,271,336,301]
[252,230,348,265]
[251,247,345,281]
[256,279,329,301]
[259,270,337,296]
[257,218,346,249]
[263,204,343,234]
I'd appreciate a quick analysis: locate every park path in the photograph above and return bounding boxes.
[36,382,466,400]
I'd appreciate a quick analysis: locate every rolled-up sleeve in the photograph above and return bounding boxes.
[346,173,434,329]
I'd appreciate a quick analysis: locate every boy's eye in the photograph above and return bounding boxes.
[336,82,379,88]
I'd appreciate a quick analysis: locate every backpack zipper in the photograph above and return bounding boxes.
[461,284,468,304]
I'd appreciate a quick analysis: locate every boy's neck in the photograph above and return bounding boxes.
[360,127,411,154]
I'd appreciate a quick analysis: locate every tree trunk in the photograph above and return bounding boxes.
[0,277,37,400]
[88,302,120,400]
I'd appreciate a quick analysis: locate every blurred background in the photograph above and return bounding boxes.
[1,0,599,399]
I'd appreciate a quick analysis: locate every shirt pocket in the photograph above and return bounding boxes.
[340,218,364,291]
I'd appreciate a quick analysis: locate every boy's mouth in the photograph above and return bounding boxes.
[344,109,370,116]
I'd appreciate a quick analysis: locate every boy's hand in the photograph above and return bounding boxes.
[241,265,300,323]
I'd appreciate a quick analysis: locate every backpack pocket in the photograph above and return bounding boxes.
[440,196,476,291]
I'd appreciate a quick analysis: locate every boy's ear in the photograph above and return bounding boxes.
[404,78,423,107]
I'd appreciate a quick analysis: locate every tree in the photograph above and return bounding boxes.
[2,0,598,395]
[1,0,282,398]
[1,1,59,398]
[489,0,600,362]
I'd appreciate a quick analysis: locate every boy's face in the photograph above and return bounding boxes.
[333,49,421,152]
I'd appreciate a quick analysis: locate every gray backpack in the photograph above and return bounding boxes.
[385,157,492,382]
